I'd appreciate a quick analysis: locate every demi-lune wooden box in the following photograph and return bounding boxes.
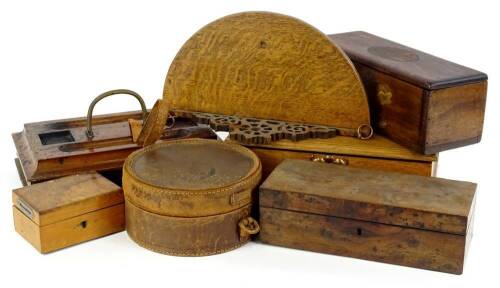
[259,159,476,274]
[329,31,487,154]
[12,172,125,253]
[238,134,437,180]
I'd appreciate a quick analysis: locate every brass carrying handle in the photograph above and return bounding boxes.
[86,89,147,139]
[310,154,349,165]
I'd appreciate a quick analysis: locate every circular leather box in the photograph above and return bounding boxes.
[122,139,262,256]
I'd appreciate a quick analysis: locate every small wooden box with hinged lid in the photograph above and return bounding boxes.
[12,172,124,253]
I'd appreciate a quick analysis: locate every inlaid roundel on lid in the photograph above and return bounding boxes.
[163,12,370,130]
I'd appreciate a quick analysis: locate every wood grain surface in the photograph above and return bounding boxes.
[135,99,170,146]
[425,81,487,153]
[258,159,476,274]
[260,159,475,235]
[251,148,435,179]
[13,204,124,254]
[12,173,123,226]
[329,31,488,154]
[229,134,438,180]
[350,63,425,150]
[164,12,370,129]
[239,134,436,162]
[12,172,125,253]
[12,110,217,184]
[329,31,487,89]
[259,207,466,274]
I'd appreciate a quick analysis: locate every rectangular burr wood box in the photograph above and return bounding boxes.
[12,172,125,253]
[329,31,488,154]
[12,110,217,186]
[238,134,437,180]
[259,159,476,274]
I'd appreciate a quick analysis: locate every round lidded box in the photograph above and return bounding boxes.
[123,139,261,256]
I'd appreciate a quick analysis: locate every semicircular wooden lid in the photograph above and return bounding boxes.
[127,139,260,190]
[164,12,370,129]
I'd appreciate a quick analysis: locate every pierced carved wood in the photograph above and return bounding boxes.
[172,110,372,145]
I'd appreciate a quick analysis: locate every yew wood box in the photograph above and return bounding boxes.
[259,159,476,274]
[329,31,487,154]
[12,172,124,253]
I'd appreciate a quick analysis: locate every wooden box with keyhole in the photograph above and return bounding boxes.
[12,172,124,253]
[259,159,476,274]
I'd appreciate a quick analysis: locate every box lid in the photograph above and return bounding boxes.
[260,159,475,235]
[122,139,261,217]
[329,31,487,90]
[240,134,436,162]
[12,172,123,226]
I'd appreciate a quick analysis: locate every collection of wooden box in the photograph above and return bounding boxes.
[11,12,487,275]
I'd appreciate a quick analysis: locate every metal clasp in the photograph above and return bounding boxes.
[310,154,349,165]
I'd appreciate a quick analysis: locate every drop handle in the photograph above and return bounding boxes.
[238,217,260,241]
[310,154,349,165]
[86,89,147,140]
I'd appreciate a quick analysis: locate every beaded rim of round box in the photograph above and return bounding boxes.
[122,138,262,217]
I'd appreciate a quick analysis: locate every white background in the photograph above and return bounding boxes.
[1,0,498,287]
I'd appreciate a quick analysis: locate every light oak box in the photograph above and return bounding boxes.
[259,159,476,274]
[235,134,437,180]
[12,172,124,253]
